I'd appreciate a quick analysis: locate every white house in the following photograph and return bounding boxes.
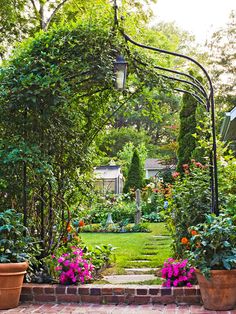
[94,165,124,194]
[221,106,236,142]
[144,158,175,179]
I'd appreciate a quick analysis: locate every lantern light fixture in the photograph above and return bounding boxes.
[114,55,128,90]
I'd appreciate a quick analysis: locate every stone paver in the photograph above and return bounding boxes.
[0,303,235,314]
[103,274,156,284]
[124,268,157,274]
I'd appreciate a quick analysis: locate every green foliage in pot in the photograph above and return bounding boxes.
[0,209,35,263]
[185,214,236,278]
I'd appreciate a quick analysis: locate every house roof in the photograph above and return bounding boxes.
[94,166,123,179]
[221,106,236,141]
[145,159,174,170]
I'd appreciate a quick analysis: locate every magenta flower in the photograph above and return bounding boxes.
[54,246,95,285]
[161,258,195,287]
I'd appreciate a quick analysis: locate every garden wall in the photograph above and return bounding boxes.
[20,283,202,305]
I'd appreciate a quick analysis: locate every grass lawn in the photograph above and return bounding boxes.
[80,223,172,275]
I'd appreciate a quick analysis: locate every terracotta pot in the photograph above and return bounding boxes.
[0,262,28,310]
[196,268,236,310]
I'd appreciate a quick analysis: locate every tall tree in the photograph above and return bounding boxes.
[123,150,144,193]
[176,93,198,172]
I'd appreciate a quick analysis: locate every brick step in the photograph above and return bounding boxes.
[21,283,201,306]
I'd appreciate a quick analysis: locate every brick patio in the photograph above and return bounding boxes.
[1,303,236,313]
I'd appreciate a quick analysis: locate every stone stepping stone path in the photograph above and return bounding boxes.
[102,233,169,284]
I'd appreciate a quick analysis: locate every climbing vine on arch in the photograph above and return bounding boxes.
[0,19,167,257]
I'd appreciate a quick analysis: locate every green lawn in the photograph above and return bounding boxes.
[80,223,172,275]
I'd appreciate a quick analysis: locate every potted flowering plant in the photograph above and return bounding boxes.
[186,213,236,310]
[0,209,32,309]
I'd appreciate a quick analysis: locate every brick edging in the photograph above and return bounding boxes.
[20,283,202,305]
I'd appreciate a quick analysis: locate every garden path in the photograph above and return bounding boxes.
[101,235,163,284]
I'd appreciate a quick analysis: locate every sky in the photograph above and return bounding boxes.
[151,0,236,44]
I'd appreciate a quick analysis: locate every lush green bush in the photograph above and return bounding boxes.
[164,161,211,258]
[0,209,38,264]
[80,222,150,233]
[141,183,166,215]
[142,212,164,222]
[78,194,136,224]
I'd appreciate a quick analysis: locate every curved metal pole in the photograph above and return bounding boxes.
[174,88,205,105]
[124,32,219,215]
[133,57,209,100]
[114,1,218,215]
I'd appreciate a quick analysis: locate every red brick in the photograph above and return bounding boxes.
[34,294,56,302]
[21,286,32,294]
[173,287,184,296]
[56,295,81,303]
[133,296,151,305]
[136,288,148,295]
[152,296,163,304]
[176,295,201,304]
[101,288,113,295]
[124,295,135,304]
[149,288,159,295]
[80,295,101,303]
[158,295,175,304]
[103,295,126,304]
[160,288,172,296]
[90,288,101,295]
[67,286,78,294]
[20,294,34,302]
[33,287,45,295]
[124,288,136,294]
[184,287,196,296]
[44,287,55,294]
[78,287,90,295]
[113,288,125,295]
[55,286,66,294]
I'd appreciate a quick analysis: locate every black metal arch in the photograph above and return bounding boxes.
[114,0,219,215]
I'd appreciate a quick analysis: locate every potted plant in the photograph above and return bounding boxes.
[186,213,236,310]
[0,209,32,310]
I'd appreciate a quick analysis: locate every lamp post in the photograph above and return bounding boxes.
[114,55,128,90]
[113,1,219,215]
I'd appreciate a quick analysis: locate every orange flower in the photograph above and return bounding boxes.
[79,220,85,227]
[181,237,189,245]
[191,230,198,236]
[67,224,72,232]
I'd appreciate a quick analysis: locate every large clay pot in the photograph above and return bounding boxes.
[196,268,236,310]
[0,262,28,310]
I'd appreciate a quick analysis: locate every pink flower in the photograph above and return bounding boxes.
[172,171,180,179]
[58,257,65,263]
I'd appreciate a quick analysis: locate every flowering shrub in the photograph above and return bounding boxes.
[54,246,94,285]
[161,258,195,287]
[163,160,211,257]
